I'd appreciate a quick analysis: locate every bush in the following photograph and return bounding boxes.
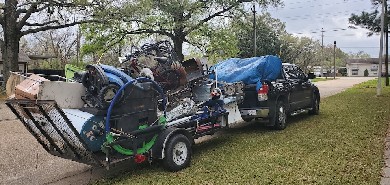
[364,69,369,77]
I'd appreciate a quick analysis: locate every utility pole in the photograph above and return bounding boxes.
[333,41,336,79]
[252,2,256,57]
[321,28,324,49]
[378,0,385,96]
[321,28,326,78]
[385,0,389,86]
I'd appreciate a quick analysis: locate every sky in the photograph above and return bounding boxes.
[268,0,381,57]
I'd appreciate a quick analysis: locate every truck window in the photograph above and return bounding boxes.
[284,65,306,80]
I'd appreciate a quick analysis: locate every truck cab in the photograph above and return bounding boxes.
[238,63,320,130]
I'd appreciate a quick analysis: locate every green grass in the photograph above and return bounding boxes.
[96,80,390,185]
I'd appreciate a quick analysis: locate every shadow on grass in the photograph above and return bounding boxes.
[95,113,320,184]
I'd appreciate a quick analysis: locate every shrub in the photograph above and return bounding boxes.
[364,69,369,77]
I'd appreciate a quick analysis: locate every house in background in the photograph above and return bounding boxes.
[346,58,385,77]
[0,51,31,76]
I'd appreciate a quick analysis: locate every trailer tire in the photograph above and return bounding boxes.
[270,100,287,130]
[163,134,192,171]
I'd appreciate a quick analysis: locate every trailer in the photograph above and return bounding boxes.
[5,66,244,171]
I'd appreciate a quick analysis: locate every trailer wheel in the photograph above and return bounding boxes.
[163,134,192,171]
[270,100,287,130]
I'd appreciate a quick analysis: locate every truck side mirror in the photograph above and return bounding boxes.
[307,72,316,79]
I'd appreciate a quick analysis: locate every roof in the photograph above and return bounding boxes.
[0,51,31,63]
[346,58,379,65]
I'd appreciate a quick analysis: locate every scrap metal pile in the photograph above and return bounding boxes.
[5,40,246,171]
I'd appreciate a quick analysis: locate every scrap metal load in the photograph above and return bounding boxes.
[5,53,242,171]
[119,40,206,91]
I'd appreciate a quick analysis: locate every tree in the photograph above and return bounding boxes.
[0,0,99,83]
[83,0,282,62]
[349,0,389,85]
[364,68,369,77]
[231,12,286,58]
[23,28,81,69]
[348,51,371,59]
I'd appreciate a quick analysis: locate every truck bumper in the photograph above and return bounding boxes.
[239,108,270,118]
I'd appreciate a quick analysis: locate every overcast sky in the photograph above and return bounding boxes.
[268,0,381,57]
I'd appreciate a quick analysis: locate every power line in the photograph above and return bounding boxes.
[279,9,370,21]
[339,46,380,48]
[269,0,367,11]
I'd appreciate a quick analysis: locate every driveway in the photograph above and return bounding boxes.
[0,77,376,185]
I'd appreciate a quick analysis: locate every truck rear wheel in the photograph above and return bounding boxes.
[163,134,192,171]
[270,101,287,130]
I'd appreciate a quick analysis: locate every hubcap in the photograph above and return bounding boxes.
[278,105,286,124]
[172,142,187,165]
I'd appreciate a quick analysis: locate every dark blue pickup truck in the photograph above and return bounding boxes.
[238,63,320,130]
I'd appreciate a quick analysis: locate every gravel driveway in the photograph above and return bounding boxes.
[0,77,376,185]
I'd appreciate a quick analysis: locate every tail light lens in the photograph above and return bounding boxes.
[257,83,269,101]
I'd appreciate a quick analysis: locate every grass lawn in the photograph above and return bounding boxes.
[96,79,390,185]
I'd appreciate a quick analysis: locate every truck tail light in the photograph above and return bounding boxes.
[257,83,269,101]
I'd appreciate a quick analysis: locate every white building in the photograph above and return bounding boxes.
[346,58,385,77]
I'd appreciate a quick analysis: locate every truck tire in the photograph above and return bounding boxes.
[163,134,192,171]
[270,100,287,130]
[308,93,320,115]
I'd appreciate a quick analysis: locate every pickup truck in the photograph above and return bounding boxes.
[238,63,320,130]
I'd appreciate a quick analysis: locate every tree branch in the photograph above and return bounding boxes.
[25,20,59,27]
[17,2,40,30]
[125,29,175,39]
[184,2,241,35]
[21,20,96,36]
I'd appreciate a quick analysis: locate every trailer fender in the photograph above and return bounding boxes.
[152,127,193,159]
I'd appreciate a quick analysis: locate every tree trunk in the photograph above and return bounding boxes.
[172,37,184,61]
[2,0,21,85]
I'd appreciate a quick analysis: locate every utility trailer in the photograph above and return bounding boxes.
[6,69,243,171]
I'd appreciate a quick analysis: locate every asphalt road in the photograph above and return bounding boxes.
[313,77,376,98]
[0,77,376,185]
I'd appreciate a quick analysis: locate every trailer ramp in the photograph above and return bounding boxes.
[6,99,101,166]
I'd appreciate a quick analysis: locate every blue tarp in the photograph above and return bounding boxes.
[209,55,282,90]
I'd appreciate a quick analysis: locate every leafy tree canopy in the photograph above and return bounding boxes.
[82,0,282,61]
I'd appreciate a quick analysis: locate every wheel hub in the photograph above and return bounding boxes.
[172,142,187,165]
[278,106,286,123]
